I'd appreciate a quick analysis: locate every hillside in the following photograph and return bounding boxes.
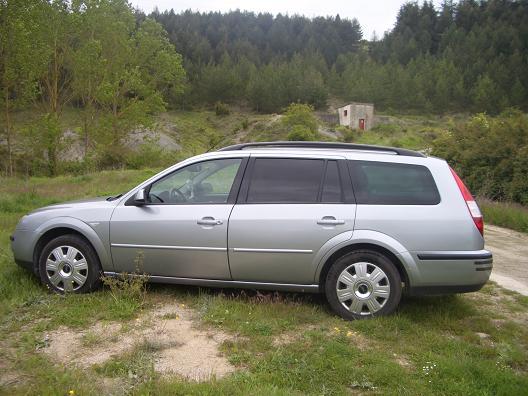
[4,106,460,173]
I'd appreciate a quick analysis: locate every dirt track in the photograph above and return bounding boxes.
[485,225,528,296]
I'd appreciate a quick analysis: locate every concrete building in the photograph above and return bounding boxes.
[337,102,374,130]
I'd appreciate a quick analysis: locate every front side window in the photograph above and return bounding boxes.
[148,158,242,204]
[349,160,440,205]
[246,158,326,203]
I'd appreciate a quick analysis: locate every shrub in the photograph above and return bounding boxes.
[215,101,230,116]
[287,125,317,141]
[125,142,174,170]
[241,117,250,130]
[282,103,318,134]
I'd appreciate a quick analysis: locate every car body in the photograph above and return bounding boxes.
[10,141,493,319]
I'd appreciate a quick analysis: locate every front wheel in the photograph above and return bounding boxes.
[325,250,402,320]
[39,234,102,293]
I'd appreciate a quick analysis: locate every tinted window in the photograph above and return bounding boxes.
[247,158,324,203]
[148,158,242,204]
[321,161,343,203]
[349,161,440,205]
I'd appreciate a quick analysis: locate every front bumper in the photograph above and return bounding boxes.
[10,229,38,274]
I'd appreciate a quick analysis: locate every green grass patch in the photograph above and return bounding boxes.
[480,199,528,233]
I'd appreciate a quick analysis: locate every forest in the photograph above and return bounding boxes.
[1,0,528,206]
[152,0,528,113]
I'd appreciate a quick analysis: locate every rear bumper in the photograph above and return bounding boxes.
[407,250,492,295]
[408,283,486,296]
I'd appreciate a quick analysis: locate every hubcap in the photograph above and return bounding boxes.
[336,262,390,315]
[46,245,88,292]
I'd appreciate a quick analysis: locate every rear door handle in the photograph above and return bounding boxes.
[197,217,223,226]
[317,216,345,226]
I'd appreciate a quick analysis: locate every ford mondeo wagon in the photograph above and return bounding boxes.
[10,141,493,319]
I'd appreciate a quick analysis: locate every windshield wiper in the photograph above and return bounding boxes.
[106,193,123,201]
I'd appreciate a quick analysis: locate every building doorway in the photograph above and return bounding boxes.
[359,119,365,130]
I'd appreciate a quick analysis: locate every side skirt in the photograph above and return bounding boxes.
[103,272,320,293]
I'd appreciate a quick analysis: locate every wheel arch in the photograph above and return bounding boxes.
[32,218,110,274]
[317,242,410,293]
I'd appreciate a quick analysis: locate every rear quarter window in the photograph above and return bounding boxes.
[349,160,440,205]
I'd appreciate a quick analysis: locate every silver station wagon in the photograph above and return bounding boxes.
[10,142,493,319]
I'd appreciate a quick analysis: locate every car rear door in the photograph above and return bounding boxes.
[228,154,356,284]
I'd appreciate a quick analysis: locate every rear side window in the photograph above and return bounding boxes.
[247,158,325,203]
[349,160,440,205]
[322,161,343,203]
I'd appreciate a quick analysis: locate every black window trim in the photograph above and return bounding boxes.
[237,156,355,205]
[347,159,441,206]
[125,157,248,206]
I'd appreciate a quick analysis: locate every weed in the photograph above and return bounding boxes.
[81,331,101,347]
[94,341,157,383]
[102,252,149,317]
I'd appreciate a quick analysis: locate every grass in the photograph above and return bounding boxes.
[480,198,528,233]
[0,170,527,395]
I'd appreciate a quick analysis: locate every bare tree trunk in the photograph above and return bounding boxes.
[5,89,13,176]
[83,108,89,157]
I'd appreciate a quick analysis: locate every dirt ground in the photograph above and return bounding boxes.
[485,225,528,296]
[41,303,236,382]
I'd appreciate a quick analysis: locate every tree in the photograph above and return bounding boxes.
[70,0,135,157]
[472,74,499,114]
[94,16,185,166]
[134,18,186,104]
[36,0,77,175]
[0,0,43,175]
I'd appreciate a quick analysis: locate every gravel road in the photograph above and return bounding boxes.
[485,225,528,296]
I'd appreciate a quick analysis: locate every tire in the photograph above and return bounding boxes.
[325,250,402,320]
[39,234,102,294]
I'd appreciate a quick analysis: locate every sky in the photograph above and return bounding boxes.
[131,0,443,40]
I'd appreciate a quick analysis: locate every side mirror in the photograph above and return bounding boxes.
[133,188,146,206]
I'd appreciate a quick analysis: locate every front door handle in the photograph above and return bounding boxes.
[317,216,345,226]
[197,217,223,226]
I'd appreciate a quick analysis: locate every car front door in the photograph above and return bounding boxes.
[110,157,246,279]
[228,156,356,284]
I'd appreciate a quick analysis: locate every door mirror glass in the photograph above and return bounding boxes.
[133,188,146,205]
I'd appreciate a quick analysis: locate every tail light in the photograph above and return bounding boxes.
[450,166,484,236]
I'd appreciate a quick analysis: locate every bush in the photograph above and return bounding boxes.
[215,101,230,116]
[336,126,354,143]
[287,125,317,141]
[432,110,528,205]
[125,142,174,170]
[282,103,318,134]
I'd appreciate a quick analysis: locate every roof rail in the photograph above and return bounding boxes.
[217,141,425,157]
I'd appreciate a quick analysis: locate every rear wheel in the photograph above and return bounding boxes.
[325,250,402,320]
[39,234,102,293]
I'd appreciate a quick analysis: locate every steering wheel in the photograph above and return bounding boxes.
[170,188,187,202]
[149,192,164,203]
